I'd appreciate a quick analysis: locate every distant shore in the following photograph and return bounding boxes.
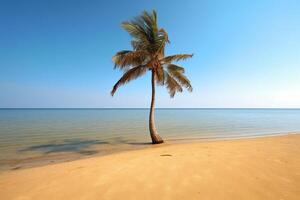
[1,134,299,200]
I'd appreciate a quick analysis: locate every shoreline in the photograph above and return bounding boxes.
[1,134,300,199]
[1,131,299,172]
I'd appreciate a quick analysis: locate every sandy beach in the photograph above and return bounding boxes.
[0,134,299,200]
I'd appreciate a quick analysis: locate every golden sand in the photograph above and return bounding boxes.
[1,134,300,200]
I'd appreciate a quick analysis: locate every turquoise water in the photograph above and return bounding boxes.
[0,109,300,170]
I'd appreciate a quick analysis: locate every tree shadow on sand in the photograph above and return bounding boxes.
[126,142,152,145]
[110,136,152,146]
[19,139,108,155]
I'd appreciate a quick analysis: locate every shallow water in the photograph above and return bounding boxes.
[0,108,300,170]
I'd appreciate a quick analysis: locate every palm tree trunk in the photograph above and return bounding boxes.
[149,69,164,144]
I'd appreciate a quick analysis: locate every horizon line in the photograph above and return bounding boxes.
[1,107,300,110]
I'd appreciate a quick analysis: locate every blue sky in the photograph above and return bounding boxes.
[0,0,299,108]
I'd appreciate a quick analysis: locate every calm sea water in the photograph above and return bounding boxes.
[0,109,300,170]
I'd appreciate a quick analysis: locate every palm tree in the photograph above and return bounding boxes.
[111,10,193,144]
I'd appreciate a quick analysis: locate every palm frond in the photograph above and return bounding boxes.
[164,71,183,97]
[156,66,165,85]
[122,11,155,44]
[121,22,151,47]
[154,28,169,58]
[112,50,148,70]
[159,28,169,43]
[167,63,185,73]
[167,64,192,92]
[111,65,148,96]
[122,10,169,55]
[140,10,158,35]
[131,40,147,51]
[161,54,193,64]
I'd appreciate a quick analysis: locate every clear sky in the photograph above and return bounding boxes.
[0,0,299,108]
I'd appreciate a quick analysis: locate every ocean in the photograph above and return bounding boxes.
[0,108,299,170]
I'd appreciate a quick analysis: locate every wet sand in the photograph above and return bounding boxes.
[0,134,299,200]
